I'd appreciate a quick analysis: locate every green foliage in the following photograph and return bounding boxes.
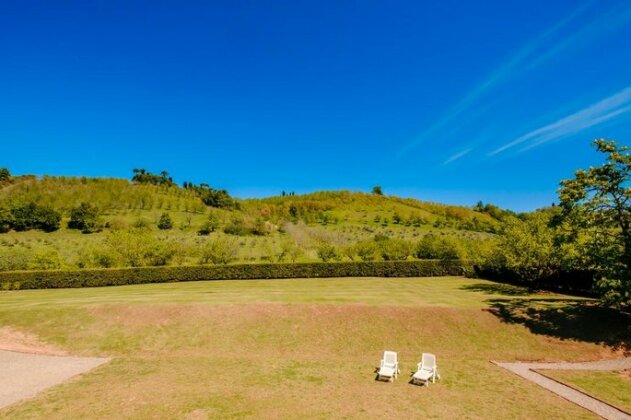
[0,167,10,183]
[496,213,558,282]
[157,212,174,230]
[8,202,61,232]
[132,168,175,186]
[68,202,101,233]
[0,260,474,290]
[317,243,340,262]
[372,185,383,195]
[0,247,31,271]
[415,234,463,260]
[354,240,379,261]
[224,216,249,236]
[0,208,13,233]
[198,213,220,235]
[198,238,239,265]
[378,238,412,261]
[559,139,631,308]
[28,248,63,270]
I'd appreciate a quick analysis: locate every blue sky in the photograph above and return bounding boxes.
[1,0,630,211]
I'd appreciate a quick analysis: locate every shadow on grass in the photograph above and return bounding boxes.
[461,282,533,296]
[486,298,631,355]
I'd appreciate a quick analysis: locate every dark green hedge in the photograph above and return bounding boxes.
[0,260,473,290]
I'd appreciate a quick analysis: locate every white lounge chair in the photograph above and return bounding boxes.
[377,351,399,382]
[411,353,439,386]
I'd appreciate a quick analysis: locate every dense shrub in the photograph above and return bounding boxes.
[415,234,463,260]
[0,260,473,290]
[157,212,173,230]
[8,202,61,232]
[317,243,340,262]
[198,237,239,265]
[198,213,220,235]
[68,202,101,233]
[379,238,412,261]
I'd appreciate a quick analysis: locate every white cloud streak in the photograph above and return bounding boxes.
[396,2,593,160]
[443,148,472,165]
[489,86,631,156]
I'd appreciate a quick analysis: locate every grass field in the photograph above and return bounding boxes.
[0,277,629,419]
[543,369,631,413]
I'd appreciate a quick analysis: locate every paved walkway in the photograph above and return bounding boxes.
[0,350,109,409]
[493,358,631,420]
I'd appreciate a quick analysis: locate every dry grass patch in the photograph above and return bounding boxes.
[0,327,66,356]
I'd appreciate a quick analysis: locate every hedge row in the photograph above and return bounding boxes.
[0,260,473,290]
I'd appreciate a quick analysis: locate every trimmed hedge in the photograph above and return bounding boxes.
[0,260,473,290]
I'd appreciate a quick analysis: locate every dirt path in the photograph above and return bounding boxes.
[493,358,631,420]
[0,350,109,409]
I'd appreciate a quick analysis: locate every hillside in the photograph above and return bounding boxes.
[0,172,504,271]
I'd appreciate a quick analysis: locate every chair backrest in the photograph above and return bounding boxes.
[422,353,436,370]
[383,351,397,366]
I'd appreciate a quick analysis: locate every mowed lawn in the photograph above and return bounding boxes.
[542,369,631,413]
[0,277,629,419]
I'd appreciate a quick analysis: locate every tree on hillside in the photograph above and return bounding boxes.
[131,169,175,187]
[559,139,631,308]
[372,185,383,195]
[68,203,101,233]
[157,212,173,230]
[0,168,10,182]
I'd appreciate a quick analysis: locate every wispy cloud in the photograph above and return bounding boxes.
[396,1,631,161]
[395,2,591,160]
[443,148,472,165]
[489,86,631,156]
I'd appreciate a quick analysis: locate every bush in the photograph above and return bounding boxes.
[379,238,412,261]
[157,212,173,230]
[198,213,220,235]
[28,248,63,270]
[224,216,249,236]
[317,243,340,262]
[9,202,61,232]
[0,247,31,271]
[198,238,239,265]
[0,260,474,290]
[68,202,101,233]
[415,234,463,260]
[355,240,379,261]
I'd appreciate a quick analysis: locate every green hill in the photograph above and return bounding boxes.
[0,172,503,271]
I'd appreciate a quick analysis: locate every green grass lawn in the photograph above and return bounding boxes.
[0,277,628,419]
[543,370,631,413]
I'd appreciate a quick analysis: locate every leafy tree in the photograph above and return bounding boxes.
[0,168,10,182]
[559,139,631,308]
[10,202,60,232]
[372,185,383,195]
[415,234,463,260]
[0,208,13,233]
[379,238,412,261]
[317,243,340,262]
[131,168,175,186]
[198,238,239,265]
[202,189,236,209]
[355,240,379,261]
[68,202,101,233]
[198,213,220,235]
[157,212,173,230]
[497,213,557,282]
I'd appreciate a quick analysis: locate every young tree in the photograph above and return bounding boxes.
[68,202,101,233]
[157,212,173,230]
[372,185,384,195]
[0,168,10,182]
[559,139,631,308]
[317,243,339,262]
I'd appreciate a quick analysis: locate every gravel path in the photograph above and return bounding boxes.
[0,350,109,409]
[493,358,631,420]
